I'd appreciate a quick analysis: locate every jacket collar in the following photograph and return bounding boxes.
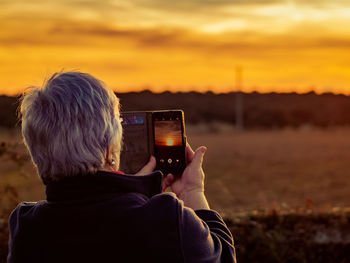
[46,170,163,202]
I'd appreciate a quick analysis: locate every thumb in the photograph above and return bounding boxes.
[191,146,207,167]
[162,174,175,192]
[135,156,156,175]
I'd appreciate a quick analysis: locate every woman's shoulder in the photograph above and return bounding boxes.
[11,201,47,213]
[8,201,47,227]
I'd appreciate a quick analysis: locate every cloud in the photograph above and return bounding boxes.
[132,0,281,11]
[1,14,350,57]
[2,0,350,36]
[291,0,350,8]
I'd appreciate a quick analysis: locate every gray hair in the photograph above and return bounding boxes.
[20,71,122,183]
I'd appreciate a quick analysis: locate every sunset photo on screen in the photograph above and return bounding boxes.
[154,120,182,147]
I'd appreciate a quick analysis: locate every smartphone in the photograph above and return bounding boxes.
[119,110,186,176]
[152,110,186,176]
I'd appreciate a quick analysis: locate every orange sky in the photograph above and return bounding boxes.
[1,0,350,95]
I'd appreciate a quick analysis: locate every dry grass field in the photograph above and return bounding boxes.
[188,126,350,215]
[1,126,350,215]
[2,127,350,262]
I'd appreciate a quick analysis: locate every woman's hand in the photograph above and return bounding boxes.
[162,144,210,210]
[135,156,156,175]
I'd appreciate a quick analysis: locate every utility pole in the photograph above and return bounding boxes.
[235,66,244,132]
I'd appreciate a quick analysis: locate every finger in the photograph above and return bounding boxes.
[186,143,195,164]
[135,156,156,175]
[191,146,207,167]
[162,174,175,192]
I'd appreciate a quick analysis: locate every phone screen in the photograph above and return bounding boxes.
[153,112,186,176]
[154,120,182,147]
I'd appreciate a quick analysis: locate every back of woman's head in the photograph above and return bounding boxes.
[20,71,122,183]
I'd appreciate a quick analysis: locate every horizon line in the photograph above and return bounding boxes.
[1,88,350,97]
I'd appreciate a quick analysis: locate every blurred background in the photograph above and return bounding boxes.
[1,1,350,262]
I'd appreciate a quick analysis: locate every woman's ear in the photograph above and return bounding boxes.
[105,146,113,165]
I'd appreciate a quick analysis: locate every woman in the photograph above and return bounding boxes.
[8,71,236,263]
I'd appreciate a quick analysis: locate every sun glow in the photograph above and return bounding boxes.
[165,138,174,146]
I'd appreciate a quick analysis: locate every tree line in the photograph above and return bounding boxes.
[2,91,350,129]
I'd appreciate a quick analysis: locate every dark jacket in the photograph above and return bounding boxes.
[8,171,236,263]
